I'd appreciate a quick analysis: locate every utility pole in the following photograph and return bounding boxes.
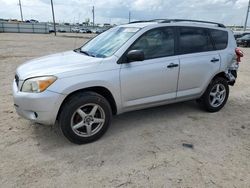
[50,0,56,36]
[92,6,95,27]
[244,0,250,31]
[129,11,131,23]
[18,0,23,22]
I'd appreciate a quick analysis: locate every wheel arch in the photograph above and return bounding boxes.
[212,72,229,81]
[56,86,118,121]
[200,71,230,97]
[212,71,237,85]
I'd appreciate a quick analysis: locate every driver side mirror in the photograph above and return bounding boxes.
[126,50,145,62]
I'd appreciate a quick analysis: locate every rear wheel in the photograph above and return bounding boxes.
[199,77,229,112]
[59,92,112,144]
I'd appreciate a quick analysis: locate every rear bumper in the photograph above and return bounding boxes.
[12,80,65,125]
[226,65,238,86]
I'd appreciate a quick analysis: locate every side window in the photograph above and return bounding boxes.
[179,27,213,54]
[210,29,228,50]
[130,27,175,59]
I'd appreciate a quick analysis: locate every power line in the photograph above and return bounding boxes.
[244,0,250,31]
[18,0,23,21]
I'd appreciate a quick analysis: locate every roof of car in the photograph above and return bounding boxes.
[120,19,226,29]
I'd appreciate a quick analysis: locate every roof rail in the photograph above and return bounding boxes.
[128,20,157,24]
[128,19,225,28]
[129,19,168,24]
[160,19,226,28]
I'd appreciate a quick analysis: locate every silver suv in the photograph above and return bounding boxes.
[13,19,243,144]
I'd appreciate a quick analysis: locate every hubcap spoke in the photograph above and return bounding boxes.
[77,109,87,119]
[216,84,220,92]
[93,118,105,123]
[89,105,98,116]
[218,97,223,103]
[220,90,225,95]
[86,124,92,135]
[210,92,216,97]
[73,121,84,130]
[211,97,217,105]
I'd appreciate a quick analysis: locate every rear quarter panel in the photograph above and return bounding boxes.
[219,29,237,72]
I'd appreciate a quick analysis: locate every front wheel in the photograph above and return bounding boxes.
[199,77,229,112]
[59,92,112,144]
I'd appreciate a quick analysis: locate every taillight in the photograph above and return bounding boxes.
[235,48,244,63]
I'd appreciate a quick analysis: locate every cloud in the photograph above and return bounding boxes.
[0,0,249,25]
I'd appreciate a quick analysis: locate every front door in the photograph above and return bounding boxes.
[120,27,179,108]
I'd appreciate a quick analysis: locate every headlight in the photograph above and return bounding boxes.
[21,76,57,93]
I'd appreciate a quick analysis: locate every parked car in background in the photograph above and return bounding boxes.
[71,27,80,33]
[234,33,243,40]
[25,19,39,23]
[95,29,106,34]
[85,29,92,33]
[13,19,243,144]
[58,28,66,33]
[236,34,250,47]
[49,29,55,33]
[234,32,250,40]
[91,28,106,34]
[79,29,92,33]
[90,29,97,34]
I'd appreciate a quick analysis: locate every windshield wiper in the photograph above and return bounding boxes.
[80,50,92,56]
[74,48,95,57]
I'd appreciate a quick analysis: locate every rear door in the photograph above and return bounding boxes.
[177,27,220,98]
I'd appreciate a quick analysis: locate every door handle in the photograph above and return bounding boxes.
[211,58,220,63]
[167,63,179,68]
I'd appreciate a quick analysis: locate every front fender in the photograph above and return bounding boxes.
[48,70,122,113]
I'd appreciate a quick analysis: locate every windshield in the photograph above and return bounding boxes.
[80,27,140,58]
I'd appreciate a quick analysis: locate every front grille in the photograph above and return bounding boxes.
[15,74,19,88]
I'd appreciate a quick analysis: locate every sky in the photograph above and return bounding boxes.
[0,0,249,25]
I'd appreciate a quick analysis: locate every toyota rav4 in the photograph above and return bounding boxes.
[13,19,243,144]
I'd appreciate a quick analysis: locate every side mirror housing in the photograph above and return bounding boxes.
[126,50,145,62]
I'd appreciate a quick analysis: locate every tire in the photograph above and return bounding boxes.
[59,92,112,144]
[199,77,229,112]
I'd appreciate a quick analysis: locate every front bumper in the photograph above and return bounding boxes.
[12,80,65,125]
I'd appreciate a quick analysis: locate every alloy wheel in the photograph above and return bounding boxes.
[209,83,226,108]
[70,103,105,137]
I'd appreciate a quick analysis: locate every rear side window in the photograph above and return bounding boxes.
[179,27,213,54]
[209,29,228,50]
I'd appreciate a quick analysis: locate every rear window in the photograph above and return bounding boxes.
[179,27,213,54]
[209,29,228,50]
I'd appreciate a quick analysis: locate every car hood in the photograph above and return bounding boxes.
[16,51,103,80]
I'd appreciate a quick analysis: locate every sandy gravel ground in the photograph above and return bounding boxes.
[0,33,250,188]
